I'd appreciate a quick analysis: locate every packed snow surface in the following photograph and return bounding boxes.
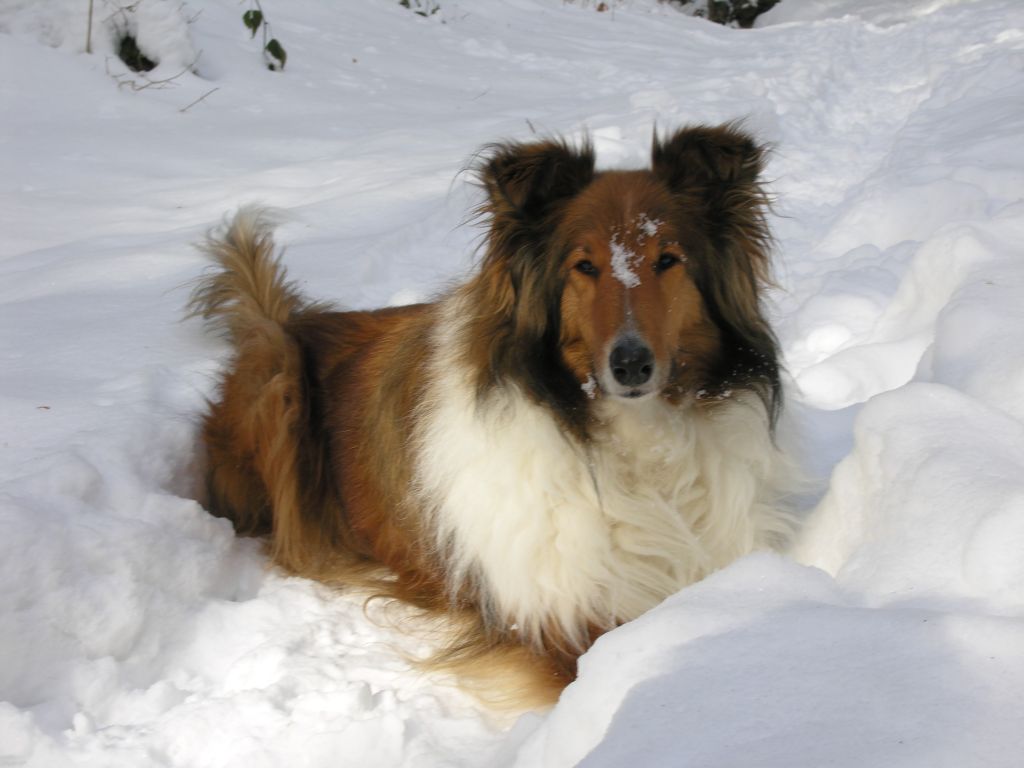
[2,0,1024,765]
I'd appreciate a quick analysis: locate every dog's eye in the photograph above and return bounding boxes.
[654,253,681,273]
[574,260,599,277]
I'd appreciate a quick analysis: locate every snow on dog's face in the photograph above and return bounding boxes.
[471,124,782,437]
[557,173,720,402]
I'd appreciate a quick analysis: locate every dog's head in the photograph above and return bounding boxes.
[469,124,780,436]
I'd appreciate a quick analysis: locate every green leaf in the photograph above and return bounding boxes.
[264,38,287,71]
[242,9,263,38]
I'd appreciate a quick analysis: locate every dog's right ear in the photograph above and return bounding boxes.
[478,139,595,224]
[468,139,595,430]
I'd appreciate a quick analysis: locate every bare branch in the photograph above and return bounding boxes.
[179,87,219,113]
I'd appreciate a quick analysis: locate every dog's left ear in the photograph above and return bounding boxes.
[653,124,781,421]
[652,123,764,183]
[651,123,768,245]
[651,122,773,309]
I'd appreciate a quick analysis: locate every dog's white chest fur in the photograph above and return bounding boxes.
[413,304,791,649]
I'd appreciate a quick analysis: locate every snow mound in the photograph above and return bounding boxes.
[518,554,1024,767]
[1,0,198,73]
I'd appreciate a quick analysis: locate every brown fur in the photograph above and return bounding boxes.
[555,171,724,403]
[188,123,781,708]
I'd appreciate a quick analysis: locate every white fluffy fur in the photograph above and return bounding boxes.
[412,293,794,651]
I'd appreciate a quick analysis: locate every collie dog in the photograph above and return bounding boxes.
[189,123,793,705]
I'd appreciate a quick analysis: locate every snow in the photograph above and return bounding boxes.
[635,213,659,240]
[609,232,642,288]
[609,215,663,288]
[2,0,1024,765]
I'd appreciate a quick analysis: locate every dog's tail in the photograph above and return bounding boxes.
[188,206,305,339]
[189,208,336,571]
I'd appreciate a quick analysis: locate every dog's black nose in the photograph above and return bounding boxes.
[610,338,655,387]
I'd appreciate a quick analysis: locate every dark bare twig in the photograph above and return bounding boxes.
[179,87,219,113]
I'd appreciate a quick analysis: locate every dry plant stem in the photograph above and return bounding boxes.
[86,0,94,54]
[253,0,269,47]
